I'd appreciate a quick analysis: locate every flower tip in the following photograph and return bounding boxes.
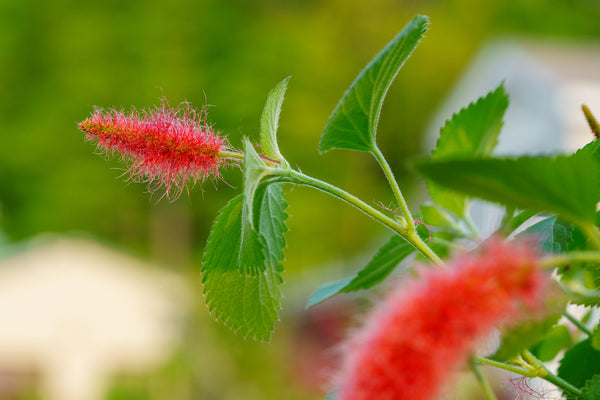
[79,99,235,199]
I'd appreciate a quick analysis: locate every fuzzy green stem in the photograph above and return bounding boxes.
[372,146,413,230]
[270,168,444,266]
[563,311,593,337]
[521,350,583,398]
[470,357,498,400]
[474,357,536,377]
[219,150,244,160]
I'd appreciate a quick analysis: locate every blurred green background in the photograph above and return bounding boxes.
[1,0,600,399]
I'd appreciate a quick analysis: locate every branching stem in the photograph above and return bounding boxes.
[269,168,444,266]
[372,146,412,230]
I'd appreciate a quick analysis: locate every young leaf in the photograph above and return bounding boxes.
[202,184,288,341]
[415,154,600,226]
[307,235,414,307]
[433,84,508,159]
[518,216,573,254]
[558,338,600,391]
[428,84,509,216]
[260,77,290,165]
[319,15,428,153]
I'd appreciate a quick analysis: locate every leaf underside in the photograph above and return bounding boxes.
[416,154,599,226]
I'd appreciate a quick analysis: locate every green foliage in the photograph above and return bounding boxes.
[420,203,459,233]
[501,209,539,236]
[428,84,509,216]
[307,235,414,307]
[531,325,573,362]
[260,77,290,166]
[583,374,600,400]
[558,338,600,390]
[202,184,288,341]
[594,325,600,351]
[415,154,600,226]
[519,216,573,254]
[319,15,428,153]
[492,313,561,361]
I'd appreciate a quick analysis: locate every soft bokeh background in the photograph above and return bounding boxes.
[1,0,600,399]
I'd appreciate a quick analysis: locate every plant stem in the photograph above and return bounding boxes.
[219,150,245,160]
[541,251,600,269]
[271,168,444,266]
[474,357,536,378]
[372,146,413,231]
[470,357,498,400]
[464,213,481,240]
[562,311,593,337]
[521,350,583,398]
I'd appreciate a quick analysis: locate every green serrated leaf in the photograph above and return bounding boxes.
[202,183,288,341]
[531,325,573,362]
[260,77,290,165]
[415,154,600,226]
[583,374,600,400]
[519,216,573,254]
[307,235,414,307]
[428,84,509,216]
[594,326,600,352]
[558,338,600,391]
[492,313,561,361]
[433,84,508,159]
[319,15,428,153]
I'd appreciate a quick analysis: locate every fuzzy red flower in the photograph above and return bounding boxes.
[79,98,237,199]
[337,238,549,400]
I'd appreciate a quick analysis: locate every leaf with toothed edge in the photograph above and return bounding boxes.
[202,182,288,341]
[319,15,428,153]
[582,374,600,400]
[415,154,600,226]
[428,84,509,217]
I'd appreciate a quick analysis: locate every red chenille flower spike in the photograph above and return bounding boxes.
[337,238,549,400]
[79,98,235,199]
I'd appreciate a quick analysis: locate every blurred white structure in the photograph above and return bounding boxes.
[0,237,190,400]
[426,39,600,238]
[427,39,600,156]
